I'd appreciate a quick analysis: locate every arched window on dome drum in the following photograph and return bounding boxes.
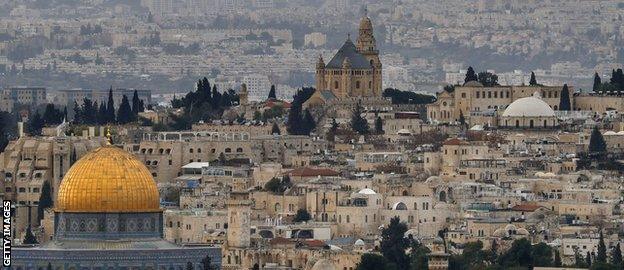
[516,120,520,128]
[530,120,534,128]
[544,120,548,127]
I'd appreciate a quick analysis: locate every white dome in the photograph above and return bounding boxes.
[604,131,617,135]
[397,129,411,135]
[502,92,555,117]
[354,239,365,246]
[358,188,377,195]
[469,125,484,131]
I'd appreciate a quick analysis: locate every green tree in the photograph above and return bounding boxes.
[458,110,466,128]
[464,66,478,83]
[253,111,262,121]
[589,126,607,154]
[0,111,18,152]
[268,85,276,99]
[594,72,602,93]
[27,112,44,136]
[264,177,281,193]
[380,217,410,269]
[575,248,586,267]
[477,71,499,87]
[356,253,388,270]
[597,231,607,263]
[302,109,316,135]
[554,250,562,267]
[132,90,144,115]
[350,102,369,135]
[218,152,227,165]
[587,251,592,267]
[529,71,538,86]
[271,122,281,135]
[532,242,553,267]
[498,238,532,268]
[106,87,116,123]
[611,243,622,266]
[409,241,430,270]
[23,225,38,244]
[116,95,134,124]
[47,262,52,270]
[559,84,571,111]
[286,102,303,135]
[293,209,311,222]
[375,116,383,134]
[42,103,63,125]
[37,181,53,222]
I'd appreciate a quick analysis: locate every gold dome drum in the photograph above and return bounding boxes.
[56,146,160,213]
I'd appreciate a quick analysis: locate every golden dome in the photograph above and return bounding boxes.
[56,146,160,213]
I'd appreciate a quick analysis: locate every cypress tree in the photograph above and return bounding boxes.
[268,85,276,100]
[593,72,602,93]
[464,66,478,83]
[589,126,607,154]
[132,90,141,115]
[529,71,537,85]
[586,251,592,267]
[106,87,115,123]
[458,110,466,128]
[611,243,622,266]
[302,109,316,135]
[37,181,53,222]
[286,102,303,135]
[98,102,107,124]
[375,116,383,134]
[116,95,133,124]
[27,112,44,136]
[597,231,607,263]
[559,84,571,111]
[211,85,221,109]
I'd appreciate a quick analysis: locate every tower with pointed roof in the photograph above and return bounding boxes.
[315,10,382,99]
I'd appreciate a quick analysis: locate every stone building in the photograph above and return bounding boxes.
[314,12,382,99]
[12,144,221,269]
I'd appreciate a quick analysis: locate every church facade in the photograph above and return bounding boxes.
[315,13,382,99]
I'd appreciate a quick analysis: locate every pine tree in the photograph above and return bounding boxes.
[350,102,369,135]
[211,85,221,109]
[380,217,410,269]
[73,101,81,123]
[268,85,276,100]
[82,98,96,124]
[464,66,478,83]
[116,95,133,124]
[559,84,571,111]
[106,87,115,123]
[98,103,107,125]
[23,225,38,244]
[529,71,538,86]
[375,116,383,134]
[593,72,602,93]
[611,243,622,266]
[302,109,316,135]
[271,122,281,135]
[589,126,607,154]
[597,231,607,263]
[37,181,53,222]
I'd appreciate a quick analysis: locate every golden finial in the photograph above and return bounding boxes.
[106,126,112,145]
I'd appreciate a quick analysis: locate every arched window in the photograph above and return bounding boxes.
[515,120,520,128]
[236,148,243,153]
[529,120,534,128]
[356,81,360,89]
[334,81,339,89]
[369,81,372,88]
[225,148,231,153]
[544,120,548,127]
